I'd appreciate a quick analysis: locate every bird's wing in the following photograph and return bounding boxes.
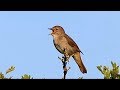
[64,34,84,55]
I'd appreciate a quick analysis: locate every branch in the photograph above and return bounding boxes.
[58,56,70,79]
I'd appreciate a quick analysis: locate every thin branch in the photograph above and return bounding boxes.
[58,56,70,79]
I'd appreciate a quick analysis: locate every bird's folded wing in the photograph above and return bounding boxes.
[64,34,80,52]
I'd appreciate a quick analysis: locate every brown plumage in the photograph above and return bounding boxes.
[49,25,87,74]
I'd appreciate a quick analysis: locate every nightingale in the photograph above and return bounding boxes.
[49,25,87,74]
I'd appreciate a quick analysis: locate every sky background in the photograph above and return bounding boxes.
[0,11,119,79]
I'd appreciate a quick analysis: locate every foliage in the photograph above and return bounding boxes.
[0,72,4,79]
[97,61,120,79]
[0,61,120,79]
[6,66,15,74]
[0,66,32,79]
[78,77,83,79]
[0,66,15,79]
[21,74,32,79]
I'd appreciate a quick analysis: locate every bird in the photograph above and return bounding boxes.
[49,25,87,74]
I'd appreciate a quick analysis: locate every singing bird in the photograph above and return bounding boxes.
[49,26,87,74]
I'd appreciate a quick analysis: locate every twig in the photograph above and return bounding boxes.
[58,56,70,79]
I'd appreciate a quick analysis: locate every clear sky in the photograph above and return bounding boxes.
[0,11,120,79]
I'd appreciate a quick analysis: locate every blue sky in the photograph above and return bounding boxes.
[0,11,119,79]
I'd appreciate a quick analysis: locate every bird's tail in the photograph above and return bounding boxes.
[72,52,87,74]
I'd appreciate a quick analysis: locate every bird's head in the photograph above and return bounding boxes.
[48,26,65,37]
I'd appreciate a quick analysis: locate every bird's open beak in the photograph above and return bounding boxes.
[48,28,52,30]
[48,28,53,35]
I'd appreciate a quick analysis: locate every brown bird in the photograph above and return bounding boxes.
[49,25,87,74]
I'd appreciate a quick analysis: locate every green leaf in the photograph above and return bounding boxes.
[97,65,103,74]
[78,77,83,79]
[0,72,4,79]
[98,61,120,79]
[21,74,31,79]
[111,61,116,69]
[6,66,15,74]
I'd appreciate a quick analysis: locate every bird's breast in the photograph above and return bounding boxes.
[53,36,74,56]
[53,39,65,54]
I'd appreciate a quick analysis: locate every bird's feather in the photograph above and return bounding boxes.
[64,34,84,55]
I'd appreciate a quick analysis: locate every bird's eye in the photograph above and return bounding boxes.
[52,30,54,32]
